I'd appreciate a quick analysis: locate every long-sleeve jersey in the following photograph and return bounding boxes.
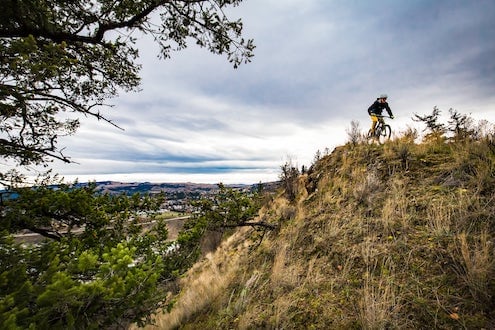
[368,99,393,117]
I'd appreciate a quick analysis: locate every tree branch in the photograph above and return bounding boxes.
[220,221,276,230]
[0,138,72,163]
[21,226,62,241]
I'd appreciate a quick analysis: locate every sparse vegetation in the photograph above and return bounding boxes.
[346,120,365,146]
[145,110,495,329]
[280,157,300,202]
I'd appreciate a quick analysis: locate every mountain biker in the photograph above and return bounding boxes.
[368,94,394,134]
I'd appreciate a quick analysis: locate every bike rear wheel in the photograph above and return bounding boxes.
[367,128,378,143]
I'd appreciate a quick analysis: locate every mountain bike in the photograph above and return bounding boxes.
[367,115,392,144]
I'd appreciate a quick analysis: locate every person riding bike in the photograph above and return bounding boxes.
[368,94,394,135]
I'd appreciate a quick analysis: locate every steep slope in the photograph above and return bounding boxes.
[147,135,495,329]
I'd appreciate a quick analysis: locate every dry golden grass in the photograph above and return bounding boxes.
[137,228,252,330]
[270,242,299,290]
[315,173,349,210]
[352,167,381,205]
[456,230,494,304]
[380,176,409,233]
[426,198,453,236]
[359,273,402,329]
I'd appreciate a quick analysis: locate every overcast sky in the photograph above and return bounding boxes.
[51,0,495,184]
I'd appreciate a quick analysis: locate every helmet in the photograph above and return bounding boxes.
[379,94,388,99]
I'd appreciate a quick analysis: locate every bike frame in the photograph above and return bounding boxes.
[368,115,392,143]
[375,115,389,130]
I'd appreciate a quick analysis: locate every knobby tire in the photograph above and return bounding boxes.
[379,125,391,144]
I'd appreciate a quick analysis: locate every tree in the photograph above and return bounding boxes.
[280,158,300,202]
[447,108,474,142]
[191,183,274,231]
[346,120,362,146]
[0,182,177,328]
[0,0,255,181]
[413,106,446,141]
[1,1,255,327]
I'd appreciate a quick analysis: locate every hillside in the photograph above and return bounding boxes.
[143,132,495,329]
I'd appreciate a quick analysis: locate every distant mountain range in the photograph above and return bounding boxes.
[91,181,244,195]
[90,181,280,195]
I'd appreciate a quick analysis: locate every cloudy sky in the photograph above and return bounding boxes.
[52,0,495,184]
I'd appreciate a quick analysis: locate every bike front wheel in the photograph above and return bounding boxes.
[377,125,391,144]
